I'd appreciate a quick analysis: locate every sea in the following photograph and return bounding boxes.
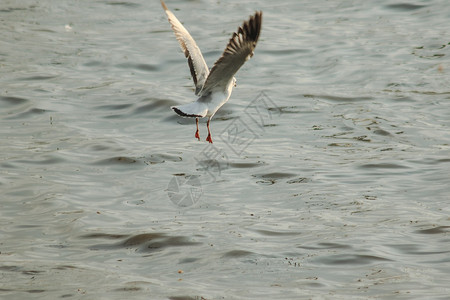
[1,0,449,299]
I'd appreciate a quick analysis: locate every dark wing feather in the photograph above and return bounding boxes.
[199,11,262,96]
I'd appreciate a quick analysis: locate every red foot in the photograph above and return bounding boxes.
[195,130,200,141]
[206,134,213,144]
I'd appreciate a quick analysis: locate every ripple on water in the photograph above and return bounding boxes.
[1,96,33,117]
[298,242,352,250]
[252,172,297,185]
[369,127,393,136]
[104,1,141,8]
[384,3,427,11]
[1,94,56,123]
[94,102,135,120]
[0,96,29,106]
[92,155,182,169]
[385,243,450,256]
[313,254,391,266]
[359,162,409,169]
[132,98,178,115]
[93,156,141,166]
[19,75,58,81]
[82,232,201,253]
[168,297,202,300]
[253,229,302,237]
[88,142,126,152]
[303,94,373,103]
[228,161,267,169]
[115,63,159,72]
[194,159,265,175]
[5,108,51,120]
[415,226,450,235]
[221,250,255,258]
[16,154,65,165]
[83,60,106,68]
[147,153,182,164]
[95,103,134,111]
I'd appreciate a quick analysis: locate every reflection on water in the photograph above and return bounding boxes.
[1,0,450,299]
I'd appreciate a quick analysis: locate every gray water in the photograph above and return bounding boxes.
[1,0,449,299]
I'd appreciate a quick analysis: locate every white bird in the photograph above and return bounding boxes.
[160,0,262,143]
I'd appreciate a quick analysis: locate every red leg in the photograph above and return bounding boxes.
[195,118,200,140]
[206,118,213,144]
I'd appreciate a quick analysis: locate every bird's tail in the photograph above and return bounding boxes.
[171,102,208,118]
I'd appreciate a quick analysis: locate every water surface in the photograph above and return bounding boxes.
[1,0,449,299]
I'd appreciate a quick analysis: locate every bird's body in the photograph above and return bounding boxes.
[160,0,262,143]
[171,82,233,119]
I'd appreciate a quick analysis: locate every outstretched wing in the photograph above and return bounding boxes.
[160,0,210,96]
[199,11,262,96]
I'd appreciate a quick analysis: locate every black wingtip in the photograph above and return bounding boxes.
[236,11,262,46]
[171,106,202,118]
[160,0,168,11]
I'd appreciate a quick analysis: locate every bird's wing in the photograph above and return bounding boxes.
[199,11,262,96]
[160,0,210,96]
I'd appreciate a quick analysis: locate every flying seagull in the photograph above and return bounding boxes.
[160,0,262,143]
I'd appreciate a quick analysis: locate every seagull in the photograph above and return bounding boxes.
[160,0,262,143]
